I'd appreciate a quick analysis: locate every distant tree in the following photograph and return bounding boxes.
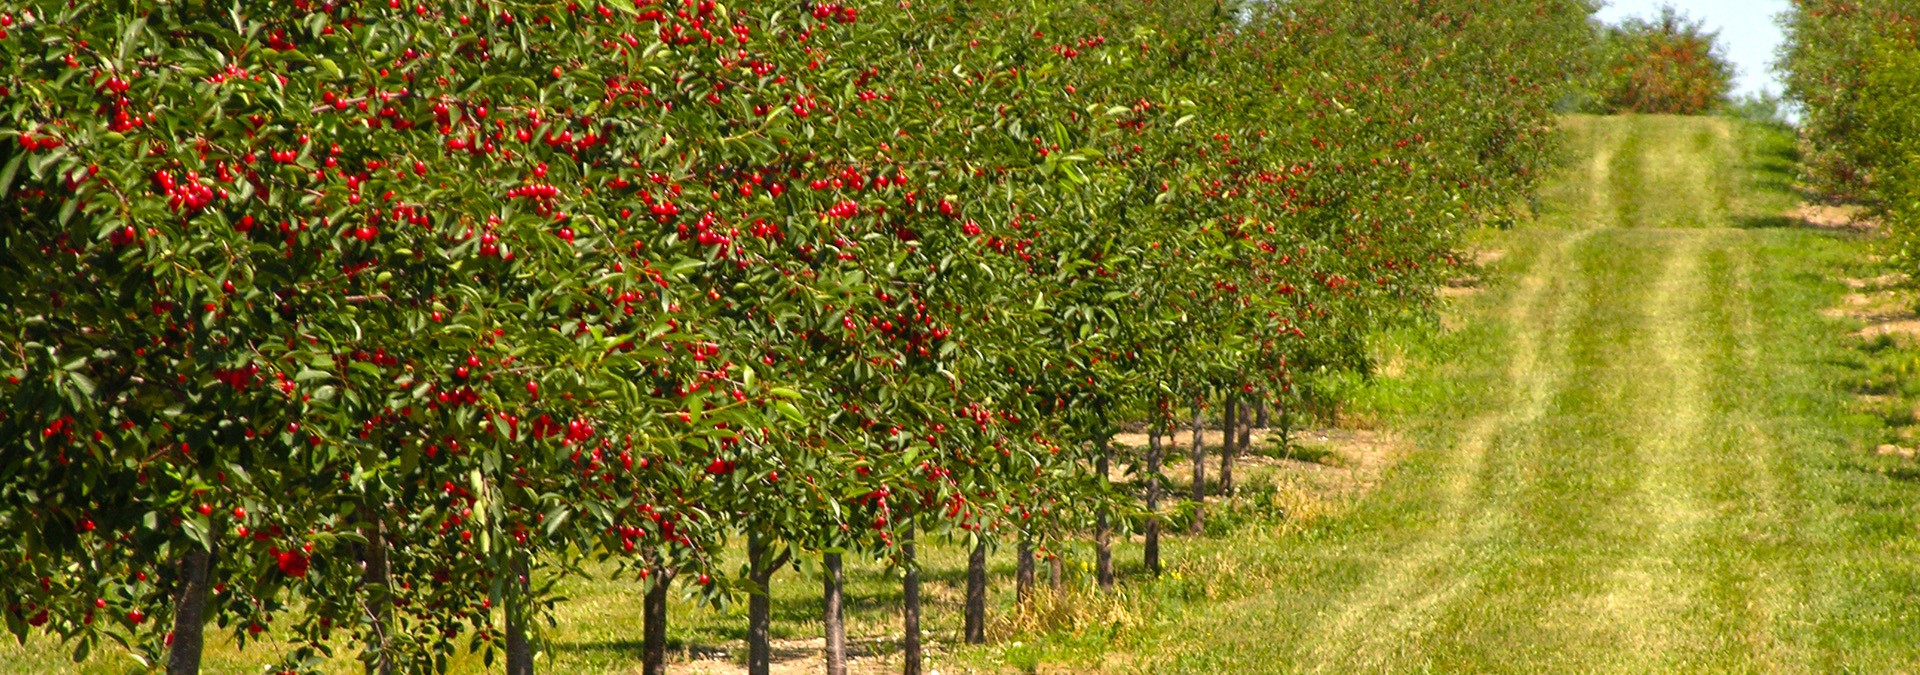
[1599,6,1735,114]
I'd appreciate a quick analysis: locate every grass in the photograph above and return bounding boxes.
[963,115,1920,672]
[12,114,1920,673]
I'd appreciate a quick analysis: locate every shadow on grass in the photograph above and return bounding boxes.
[552,634,902,662]
[1736,214,1801,230]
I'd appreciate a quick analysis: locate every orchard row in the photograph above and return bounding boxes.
[0,1,1594,673]
[1781,0,1920,236]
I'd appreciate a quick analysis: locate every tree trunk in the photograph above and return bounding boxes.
[1235,398,1252,482]
[1190,400,1206,535]
[902,526,923,675]
[644,563,675,675]
[505,556,533,675]
[166,547,211,675]
[1049,554,1064,592]
[1015,539,1035,605]
[823,552,847,675]
[1219,397,1238,495]
[964,538,987,644]
[1145,427,1162,576]
[748,532,773,675]
[361,513,394,675]
[1256,399,1270,429]
[1094,436,1114,590]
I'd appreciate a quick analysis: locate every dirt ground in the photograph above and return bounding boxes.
[1793,202,1879,233]
[671,638,915,674]
[1827,267,1920,342]
[1110,425,1406,503]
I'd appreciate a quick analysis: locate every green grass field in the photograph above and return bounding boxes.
[11,114,1920,674]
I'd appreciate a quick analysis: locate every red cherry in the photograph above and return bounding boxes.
[526,381,539,396]
[412,160,427,176]
[232,506,246,519]
[126,610,145,624]
[275,551,309,578]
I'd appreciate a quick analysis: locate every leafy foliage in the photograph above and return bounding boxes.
[1596,5,1734,115]
[1781,0,1920,243]
[0,0,1594,671]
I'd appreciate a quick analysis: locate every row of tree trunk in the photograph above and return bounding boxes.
[777,394,1270,673]
[159,395,1271,675]
[1140,395,1262,577]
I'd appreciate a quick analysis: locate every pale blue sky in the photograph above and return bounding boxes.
[1596,0,1792,98]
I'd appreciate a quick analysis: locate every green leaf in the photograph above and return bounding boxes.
[0,154,22,198]
[67,372,97,397]
[182,515,212,547]
[56,192,79,226]
[3,603,25,643]
[544,505,572,536]
[687,392,706,423]
[118,17,148,64]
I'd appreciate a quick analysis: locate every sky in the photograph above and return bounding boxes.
[1594,0,1793,99]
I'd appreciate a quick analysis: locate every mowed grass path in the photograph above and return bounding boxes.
[1124,115,1920,673]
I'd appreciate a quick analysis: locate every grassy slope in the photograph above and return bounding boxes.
[10,115,1920,674]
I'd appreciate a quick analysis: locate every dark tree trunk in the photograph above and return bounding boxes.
[1190,400,1206,535]
[361,513,394,675]
[1015,539,1035,605]
[166,547,212,675]
[748,532,774,675]
[1256,399,1270,429]
[964,538,987,644]
[1219,397,1238,495]
[1145,427,1162,576]
[644,564,675,675]
[1049,554,1064,592]
[505,556,533,675]
[1234,398,1252,482]
[823,552,847,675]
[505,617,533,675]
[1094,436,1114,590]
[902,526,923,675]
